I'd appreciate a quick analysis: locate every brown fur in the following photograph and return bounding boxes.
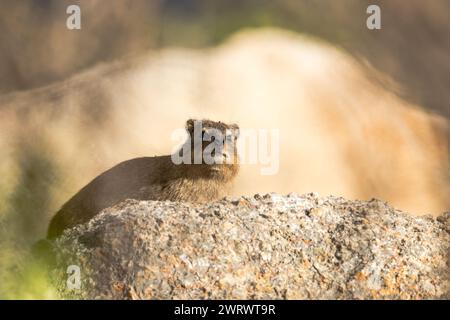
[46,119,240,239]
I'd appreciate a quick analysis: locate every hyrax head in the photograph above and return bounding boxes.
[185,119,240,179]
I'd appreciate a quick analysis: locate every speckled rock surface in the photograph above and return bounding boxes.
[51,193,449,299]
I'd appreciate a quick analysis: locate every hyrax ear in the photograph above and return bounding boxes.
[186,119,195,134]
[230,123,240,138]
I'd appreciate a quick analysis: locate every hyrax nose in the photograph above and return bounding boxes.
[211,148,228,159]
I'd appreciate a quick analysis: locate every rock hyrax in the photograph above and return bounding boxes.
[47,119,240,239]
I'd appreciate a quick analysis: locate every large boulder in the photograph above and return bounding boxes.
[1,29,448,219]
[51,193,449,299]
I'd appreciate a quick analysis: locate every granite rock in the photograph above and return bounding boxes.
[51,193,450,299]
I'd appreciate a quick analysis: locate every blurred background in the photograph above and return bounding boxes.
[0,0,449,298]
[1,0,449,118]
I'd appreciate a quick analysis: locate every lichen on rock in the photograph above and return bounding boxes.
[51,193,449,299]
